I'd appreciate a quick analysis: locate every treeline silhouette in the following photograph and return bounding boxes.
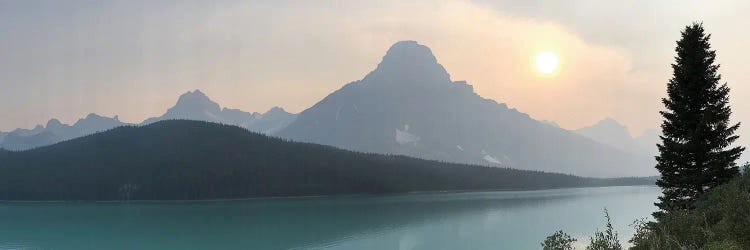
[0,120,653,201]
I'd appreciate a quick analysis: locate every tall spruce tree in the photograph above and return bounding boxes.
[655,23,744,214]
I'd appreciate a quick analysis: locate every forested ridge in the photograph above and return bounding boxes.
[0,120,653,201]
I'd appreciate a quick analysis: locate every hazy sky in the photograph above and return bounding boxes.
[2,0,749,140]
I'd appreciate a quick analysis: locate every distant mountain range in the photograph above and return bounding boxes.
[0,114,125,151]
[1,41,660,178]
[573,118,660,160]
[142,90,297,134]
[0,90,296,150]
[278,41,655,177]
[0,120,654,201]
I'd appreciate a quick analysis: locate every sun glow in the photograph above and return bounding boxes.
[535,51,559,75]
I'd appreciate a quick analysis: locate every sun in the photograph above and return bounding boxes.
[535,51,559,75]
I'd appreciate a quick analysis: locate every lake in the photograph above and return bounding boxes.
[0,186,660,250]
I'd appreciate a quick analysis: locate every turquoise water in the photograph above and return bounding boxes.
[0,186,659,250]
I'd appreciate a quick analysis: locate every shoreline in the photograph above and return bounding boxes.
[0,183,657,204]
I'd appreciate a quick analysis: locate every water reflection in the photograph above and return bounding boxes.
[0,186,659,250]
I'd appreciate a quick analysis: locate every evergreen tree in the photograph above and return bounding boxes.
[655,22,744,214]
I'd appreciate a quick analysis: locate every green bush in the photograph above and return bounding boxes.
[542,230,576,250]
[629,169,750,249]
[586,209,622,250]
[541,209,623,250]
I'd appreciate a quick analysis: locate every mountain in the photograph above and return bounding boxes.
[0,120,653,201]
[220,108,261,128]
[540,120,561,128]
[574,118,659,159]
[0,131,60,151]
[72,114,126,136]
[141,89,297,134]
[0,114,125,151]
[250,107,298,134]
[11,124,45,137]
[636,129,660,157]
[1,90,296,151]
[142,90,229,124]
[574,118,638,152]
[278,41,654,177]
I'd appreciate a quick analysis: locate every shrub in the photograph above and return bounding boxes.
[629,169,750,249]
[542,230,576,250]
[586,208,622,250]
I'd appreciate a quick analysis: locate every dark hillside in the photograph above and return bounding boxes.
[0,120,653,201]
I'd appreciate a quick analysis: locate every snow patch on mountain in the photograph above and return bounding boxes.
[483,154,502,164]
[480,149,506,165]
[395,125,419,145]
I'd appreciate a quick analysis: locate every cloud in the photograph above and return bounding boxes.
[1,0,748,143]
[230,0,660,133]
